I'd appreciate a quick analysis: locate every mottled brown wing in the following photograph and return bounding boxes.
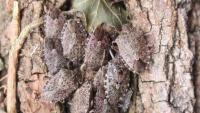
[44,7,65,39]
[83,24,111,71]
[115,24,154,73]
[41,69,78,103]
[70,82,92,113]
[60,18,87,63]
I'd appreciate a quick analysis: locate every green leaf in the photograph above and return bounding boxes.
[72,0,128,31]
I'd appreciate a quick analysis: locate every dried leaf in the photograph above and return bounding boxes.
[72,0,128,31]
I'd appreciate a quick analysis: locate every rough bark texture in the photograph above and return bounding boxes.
[189,1,200,113]
[0,0,200,113]
[128,0,195,113]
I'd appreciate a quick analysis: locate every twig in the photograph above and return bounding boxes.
[5,0,20,43]
[6,1,20,113]
[7,18,43,113]
[0,76,7,82]
[0,85,7,94]
[6,4,43,113]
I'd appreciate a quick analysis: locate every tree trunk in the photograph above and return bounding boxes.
[189,1,200,113]
[128,0,197,113]
[1,0,200,113]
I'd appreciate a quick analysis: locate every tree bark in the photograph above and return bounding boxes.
[128,0,196,113]
[1,0,200,113]
[188,1,200,113]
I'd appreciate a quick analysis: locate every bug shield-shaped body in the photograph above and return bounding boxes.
[42,7,86,103]
[104,58,132,113]
[115,24,154,74]
[44,7,68,75]
[70,82,92,113]
[93,57,132,113]
[61,17,87,64]
[41,69,78,103]
[82,24,112,72]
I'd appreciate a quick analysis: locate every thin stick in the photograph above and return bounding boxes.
[6,12,43,113]
[9,0,20,43]
[0,76,7,82]
[6,1,20,113]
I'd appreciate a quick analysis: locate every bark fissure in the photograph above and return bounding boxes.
[129,0,195,113]
[0,0,198,113]
[188,1,200,112]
